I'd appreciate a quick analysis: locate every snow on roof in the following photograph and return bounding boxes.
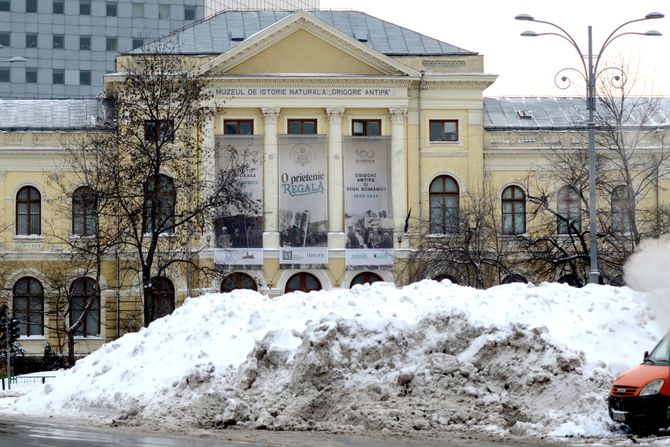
[0,99,113,131]
[484,97,670,130]
[4,238,670,441]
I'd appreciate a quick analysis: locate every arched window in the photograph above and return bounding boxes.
[147,276,175,323]
[557,274,583,288]
[434,274,459,285]
[350,272,383,288]
[13,277,44,336]
[557,185,581,235]
[429,175,459,234]
[72,186,97,236]
[16,186,41,235]
[611,185,633,235]
[501,185,526,235]
[70,277,100,337]
[501,274,528,285]
[285,272,321,294]
[221,273,258,293]
[143,174,176,234]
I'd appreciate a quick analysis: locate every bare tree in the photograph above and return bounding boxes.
[403,188,523,288]
[56,41,258,329]
[515,69,670,285]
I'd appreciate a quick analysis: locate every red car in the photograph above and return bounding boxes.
[609,331,670,435]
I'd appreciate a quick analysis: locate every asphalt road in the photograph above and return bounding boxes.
[0,417,571,447]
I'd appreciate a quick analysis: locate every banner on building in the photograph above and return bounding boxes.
[343,136,394,267]
[213,135,264,267]
[278,135,328,267]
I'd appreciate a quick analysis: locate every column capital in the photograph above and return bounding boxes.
[389,107,408,124]
[326,107,345,123]
[262,107,281,124]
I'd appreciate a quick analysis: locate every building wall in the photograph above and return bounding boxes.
[2,10,667,361]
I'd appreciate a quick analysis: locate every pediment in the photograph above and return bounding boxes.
[197,10,419,78]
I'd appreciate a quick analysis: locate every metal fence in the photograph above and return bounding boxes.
[1,376,55,390]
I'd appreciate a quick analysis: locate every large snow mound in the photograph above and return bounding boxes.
[6,280,665,439]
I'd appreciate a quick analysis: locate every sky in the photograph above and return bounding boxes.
[2,238,670,440]
[320,0,669,97]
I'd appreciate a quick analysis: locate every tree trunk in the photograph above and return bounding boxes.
[67,332,75,366]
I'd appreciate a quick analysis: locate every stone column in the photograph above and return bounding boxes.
[262,107,280,248]
[326,107,345,248]
[200,112,216,248]
[390,107,408,247]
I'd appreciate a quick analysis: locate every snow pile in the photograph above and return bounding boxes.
[5,277,664,439]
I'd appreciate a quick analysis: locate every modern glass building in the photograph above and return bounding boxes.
[0,0,205,98]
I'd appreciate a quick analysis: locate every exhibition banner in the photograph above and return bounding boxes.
[278,135,328,266]
[213,135,263,266]
[343,136,394,267]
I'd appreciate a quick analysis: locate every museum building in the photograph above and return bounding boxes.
[2,9,666,359]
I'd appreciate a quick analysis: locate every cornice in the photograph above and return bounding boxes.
[204,77,413,88]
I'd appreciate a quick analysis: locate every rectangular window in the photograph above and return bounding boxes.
[0,68,9,82]
[184,5,195,20]
[0,0,9,12]
[132,38,143,50]
[131,2,143,17]
[0,32,9,47]
[106,2,117,16]
[80,36,91,50]
[352,119,381,136]
[287,119,317,135]
[25,68,37,83]
[429,119,459,142]
[158,4,170,19]
[53,34,64,49]
[80,70,91,85]
[106,37,117,51]
[79,1,90,15]
[25,33,37,48]
[224,119,253,135]
[144,120,174,143]
[53,69,64,84]
[53,0,63,14]
[26,0,37,12]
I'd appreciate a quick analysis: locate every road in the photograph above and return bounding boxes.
[0,417,568,447]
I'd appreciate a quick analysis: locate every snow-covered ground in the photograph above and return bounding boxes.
[2,238,670,443]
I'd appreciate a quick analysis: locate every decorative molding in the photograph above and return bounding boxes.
[389,107,408,124]
[204,77,412,89]
[262,107,281,123]
[326,107,345,123]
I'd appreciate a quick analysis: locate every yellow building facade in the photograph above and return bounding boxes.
[1,10,666,361]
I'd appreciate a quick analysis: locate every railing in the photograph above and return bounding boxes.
[1,375,55,390]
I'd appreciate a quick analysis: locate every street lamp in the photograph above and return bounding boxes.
[515,12,664,285]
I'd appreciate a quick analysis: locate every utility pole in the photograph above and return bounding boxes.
[1,306,10,390]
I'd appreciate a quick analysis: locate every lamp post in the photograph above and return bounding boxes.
[515,12,663,285]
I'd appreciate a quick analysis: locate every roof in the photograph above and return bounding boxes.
[130,10,476,57]
[0,99,113,131]
[484,97,670,130]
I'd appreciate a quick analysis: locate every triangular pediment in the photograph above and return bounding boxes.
[197,10,419,77]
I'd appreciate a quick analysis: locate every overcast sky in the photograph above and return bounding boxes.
[320,0,669,97]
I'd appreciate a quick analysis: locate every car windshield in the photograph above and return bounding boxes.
[647,331,670,364]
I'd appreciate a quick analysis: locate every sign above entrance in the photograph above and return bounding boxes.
[208,87,404,97]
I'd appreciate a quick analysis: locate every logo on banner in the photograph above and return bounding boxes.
[291,144,315,167]
[356,148,376,162]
